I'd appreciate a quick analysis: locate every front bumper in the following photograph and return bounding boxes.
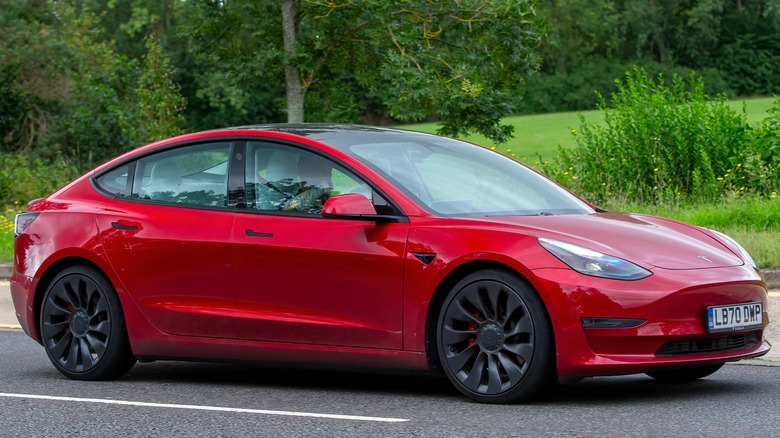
[528,264,770,377]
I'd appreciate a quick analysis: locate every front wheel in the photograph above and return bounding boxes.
[40,266,136,380]
[437,270,555,403]
[646,364,724,382]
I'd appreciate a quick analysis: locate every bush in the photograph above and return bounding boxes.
[547,67,778,205]
[745,97,780,195]
[0,153,78,206]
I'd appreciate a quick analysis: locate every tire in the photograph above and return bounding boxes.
[40,266,136,380]
[437,269,555,403]
[646,364,724,382]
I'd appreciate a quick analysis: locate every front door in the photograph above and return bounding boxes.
[232,142,408,349]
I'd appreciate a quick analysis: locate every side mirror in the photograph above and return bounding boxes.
[322,193,377,215]
[322,194,403,223]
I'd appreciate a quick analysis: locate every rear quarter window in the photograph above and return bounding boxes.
[94,165,131,197]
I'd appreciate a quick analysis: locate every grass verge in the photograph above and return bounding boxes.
[1,206,19,265]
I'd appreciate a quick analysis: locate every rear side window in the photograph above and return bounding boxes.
[131,142,232,207]
[94,165,131,197]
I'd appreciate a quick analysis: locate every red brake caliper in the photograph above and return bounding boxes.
[467,311,480,346]
[64,304,75,334]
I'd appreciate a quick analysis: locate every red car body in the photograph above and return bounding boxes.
[10,125,771,403]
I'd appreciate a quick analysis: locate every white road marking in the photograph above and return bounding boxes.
[0,393,409,423]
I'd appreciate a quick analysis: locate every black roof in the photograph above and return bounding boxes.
[226,123,442,148]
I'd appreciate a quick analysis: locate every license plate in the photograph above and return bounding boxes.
[707,302,763,333]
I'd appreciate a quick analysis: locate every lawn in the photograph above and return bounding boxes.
[405,96,776,163]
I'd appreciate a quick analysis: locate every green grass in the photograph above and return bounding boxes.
[404,109,604,163]
[1,207,18,265]
[405,96,776,163]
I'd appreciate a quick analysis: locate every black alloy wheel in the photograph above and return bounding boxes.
[437,270,554,403]
[40,266,136,380]
[646,363,725,382]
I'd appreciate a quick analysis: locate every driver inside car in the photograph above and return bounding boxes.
[282,155,333,214]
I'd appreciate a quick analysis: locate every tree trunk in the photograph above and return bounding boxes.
[281,0,304,123]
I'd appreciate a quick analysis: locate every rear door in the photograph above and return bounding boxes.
[95,141,237,339]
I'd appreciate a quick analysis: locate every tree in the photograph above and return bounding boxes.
[131,35,187,144]
[183,0,545,143]
[523,0,780,113]
[0,0,137,167]
[0,0,69,153]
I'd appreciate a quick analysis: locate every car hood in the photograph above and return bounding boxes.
[475,212,744,270]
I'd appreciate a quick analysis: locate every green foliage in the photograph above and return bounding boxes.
[176,1,289,128]
[601,195,780,232]
[0,153,78,206]
[182,0,545,144]
[747,98,780,190]
[0,206,17,262]
[531,0,780,113]
[129,35,186,144]
[0,65,28,146]
[547,68,779,204]
[522,58,731,114]
[0,0,190,172]
[0,0,69,153]
[0,0,137,168]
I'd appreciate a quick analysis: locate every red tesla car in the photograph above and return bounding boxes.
[11,125,770,403]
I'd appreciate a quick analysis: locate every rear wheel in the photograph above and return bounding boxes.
[437,270,554,403]
[40,266,136,380]
[646,364,724,382]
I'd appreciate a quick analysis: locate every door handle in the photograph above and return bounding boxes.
[112,221,140,230]
[245,229,274,238]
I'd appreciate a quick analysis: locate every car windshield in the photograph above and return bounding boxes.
[336,132,595,216]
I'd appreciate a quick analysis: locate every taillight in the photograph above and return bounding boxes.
[14,212,39,236]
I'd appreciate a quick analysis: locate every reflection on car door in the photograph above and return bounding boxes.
[234,141,408,349]
[97,204,236,339]
[232,213,408,349]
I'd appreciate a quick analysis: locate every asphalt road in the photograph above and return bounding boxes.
[2,280,779,436]
[0,328,778,437]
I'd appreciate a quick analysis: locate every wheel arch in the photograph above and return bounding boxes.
[424,260,555,373]
[32,256,114,341]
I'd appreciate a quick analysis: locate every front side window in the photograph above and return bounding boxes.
[132,142,231,207]
[245,142,375,215]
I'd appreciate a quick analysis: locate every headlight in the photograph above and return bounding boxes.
[708,229,758,270]
[538,238,652,281]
